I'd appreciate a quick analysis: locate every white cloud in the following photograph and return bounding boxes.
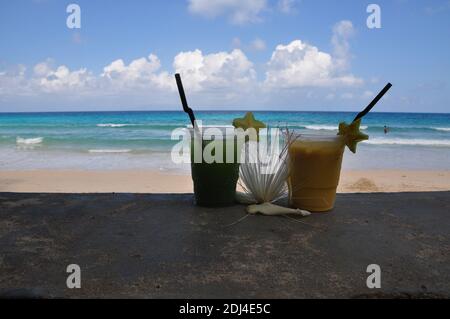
[173,49,256,92]
[264,20,361,89]
[264,39,362,88]
[20,59,95,94]
[331,20,355,71]
[1,21,367,109]
[101,54,173,91]
[32,61,96,93]
[187,0,267,24]
[33,61,53,77]
[1,49,256,99]
[0,62,96,97]
[1,55,174,99]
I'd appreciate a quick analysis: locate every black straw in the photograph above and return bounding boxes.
[353,83,392,123]
[175,73,196,127]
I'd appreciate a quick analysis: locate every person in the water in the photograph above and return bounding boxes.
[384,125,389,134]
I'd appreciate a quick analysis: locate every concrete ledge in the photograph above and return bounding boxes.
[0,192,449,298]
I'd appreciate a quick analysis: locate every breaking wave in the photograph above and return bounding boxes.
[363,138,450,147]
[304,125,368,131]
[16,137,43,145]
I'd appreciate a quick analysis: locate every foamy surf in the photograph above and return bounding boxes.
[16,137,43,145]
[363,138,450,147]
[434,127,450,132]
[97,123,135,128]
[88,149,131,153]
[304,125,368,131]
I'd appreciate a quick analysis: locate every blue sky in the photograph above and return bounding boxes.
[0,0,449,112]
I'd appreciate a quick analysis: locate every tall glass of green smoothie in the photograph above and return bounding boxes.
[190,127,242,207]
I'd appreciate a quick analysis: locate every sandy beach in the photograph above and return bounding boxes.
[0,169,449,193]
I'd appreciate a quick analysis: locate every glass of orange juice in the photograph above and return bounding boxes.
[288,134,345,212]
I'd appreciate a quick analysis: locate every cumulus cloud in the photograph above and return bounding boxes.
[264,39,362,88]
[1,21,367,109]
[0,59,95,96]
[35,63,95,93]
[0,54,174,101]
[264,20,361,89]
[33,61,53,77]
[173,49,256,92]
[101,54,173,91]
[187,0,267,24]
[0,61,96,97]
[0,48,257,110]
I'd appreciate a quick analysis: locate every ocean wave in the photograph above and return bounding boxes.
[96,123,136,128]
[16,137,44,145]
[96,123,183,130]
[363,138,450,147]
[88,149,131,153]
[364,125,450,132]
[304,125,368,131]
[185,125,235,128]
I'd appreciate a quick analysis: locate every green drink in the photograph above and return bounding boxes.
[190,129,241,207]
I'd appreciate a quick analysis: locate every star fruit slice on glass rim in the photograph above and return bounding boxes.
[232,112,266,139]
[337,118,368,153]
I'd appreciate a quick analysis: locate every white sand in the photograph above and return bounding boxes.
[0,169,449,193]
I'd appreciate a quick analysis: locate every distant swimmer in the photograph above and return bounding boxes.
[384,125,389,134]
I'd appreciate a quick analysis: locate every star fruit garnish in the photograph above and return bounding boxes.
[337,119,368,153]
[232,112,266,138]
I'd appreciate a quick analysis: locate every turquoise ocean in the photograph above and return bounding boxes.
[0,111,449,171]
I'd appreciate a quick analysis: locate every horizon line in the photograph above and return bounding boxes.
[0,109,449,115]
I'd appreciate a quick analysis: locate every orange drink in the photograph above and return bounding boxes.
[288,135,345,212]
